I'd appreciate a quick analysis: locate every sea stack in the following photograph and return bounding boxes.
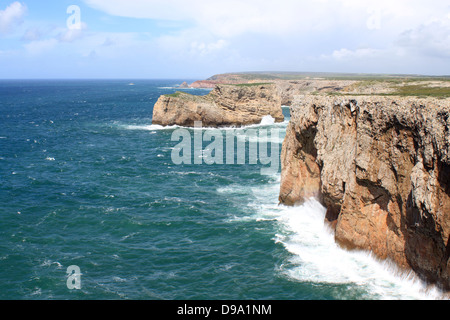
[152,84,284,127]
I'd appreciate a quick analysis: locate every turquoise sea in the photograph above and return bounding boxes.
[0,80,445,300]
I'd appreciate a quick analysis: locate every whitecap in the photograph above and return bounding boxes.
[122,124,180,131]
[30,288,42,296]
[113,276,127,283]
[169,171,201,176]
[217,185,252,195]
[121,232,139,241]
[40,259,63,269]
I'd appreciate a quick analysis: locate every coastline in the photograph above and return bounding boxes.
[153,75,450,292]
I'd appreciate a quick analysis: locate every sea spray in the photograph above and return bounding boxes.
[233,173,446,300]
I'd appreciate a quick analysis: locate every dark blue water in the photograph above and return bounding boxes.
[0,80,443,300]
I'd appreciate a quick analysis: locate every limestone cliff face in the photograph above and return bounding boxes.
[280,95,450,290]
[152,84,284,127]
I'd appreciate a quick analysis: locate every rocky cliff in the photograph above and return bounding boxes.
[274,80,358,106]
[279,95,450,290]
[152,84,284,127]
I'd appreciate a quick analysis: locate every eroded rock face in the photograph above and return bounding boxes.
[152,84,284,127]
[280,95,450,290]
[274,80,358,106]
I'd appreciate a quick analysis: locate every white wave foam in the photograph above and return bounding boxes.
[236,130,286,145]
[40,259,63,269]
[122,124,180,131]
[260,115,275,126]
[119,114,288,133]
[275,200,445,300]
[30,288,42,296]
[217,185,252,196]
[227,176,446,300]
[169,171,202,176]
[113,276,128,283]
[244,116,288,130]
[189,116,288,131]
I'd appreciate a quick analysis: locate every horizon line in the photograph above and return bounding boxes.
[1,70,450,81]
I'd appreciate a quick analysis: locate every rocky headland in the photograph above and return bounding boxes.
[188,73,450,106]
[152,83,284,127]
[153,72,450,290]
[279,94,450,290]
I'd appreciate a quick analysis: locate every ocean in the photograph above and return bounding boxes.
[0,79,444,300]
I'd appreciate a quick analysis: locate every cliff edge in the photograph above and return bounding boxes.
[279,95,450,290]
[152,84,284,127]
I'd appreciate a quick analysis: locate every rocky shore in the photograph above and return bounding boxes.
[279,95,450,290]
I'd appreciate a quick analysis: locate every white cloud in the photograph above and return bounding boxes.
[0,1,27,35]
[81,0,450,75]
[24,38,58,55]
[74,32,154,60]
[189,39,228,57]
[57,22,88,42]
[22,27,42,41]
[20,22,89,56]
[5,0,449,78]
[397,19,450,59]
[82,0,350,37]
[330,47,383,60]
[83,0,450,37]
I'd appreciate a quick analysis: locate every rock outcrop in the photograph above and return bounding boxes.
[279,95,450,290]
[275,80,358,106]
[189,80,242,88]
[152,84,284,127]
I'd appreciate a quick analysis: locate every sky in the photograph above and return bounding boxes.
[0,0,449,79]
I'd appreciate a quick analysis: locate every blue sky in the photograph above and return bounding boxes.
[0,0,449,79]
